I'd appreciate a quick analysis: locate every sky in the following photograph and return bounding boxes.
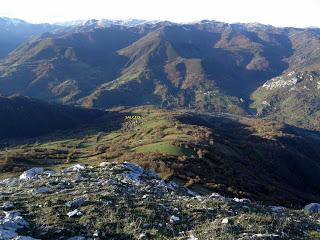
[0,0,319,27]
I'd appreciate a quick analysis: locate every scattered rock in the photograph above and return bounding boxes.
[0,162,318,239]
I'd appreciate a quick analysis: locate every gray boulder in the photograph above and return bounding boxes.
[304,203,320,213]
[19,168,44,181]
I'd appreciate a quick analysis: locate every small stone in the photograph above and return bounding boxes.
[169,215,180,223]
[139,233,147,239]
[103,200,112,205]
[270,206,286,214]
[67,209,83,217]
[73,174,85,183]
[93,230,99,237]
[64,164,86,173]
[43,170,56,177]
[221,218,229,224]
[209,192,225,200]
[99,162,110,167]
[142,223,150,228]
[187,235,198,240]
[233,198,251,203]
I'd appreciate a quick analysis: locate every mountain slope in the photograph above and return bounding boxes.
[0,20,319,129]
[0,26,154,103]
[0,17,59,58]
[251,71,320,130]
[0,96,105,140]
[1,106,320,207]
[250,28,320,130]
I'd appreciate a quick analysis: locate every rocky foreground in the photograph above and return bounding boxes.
[0,162,319,240]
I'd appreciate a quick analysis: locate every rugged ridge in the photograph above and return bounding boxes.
[0,20,319,129]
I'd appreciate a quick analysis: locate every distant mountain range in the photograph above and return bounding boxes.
[0,17,319,130]
[0,17,61,58]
